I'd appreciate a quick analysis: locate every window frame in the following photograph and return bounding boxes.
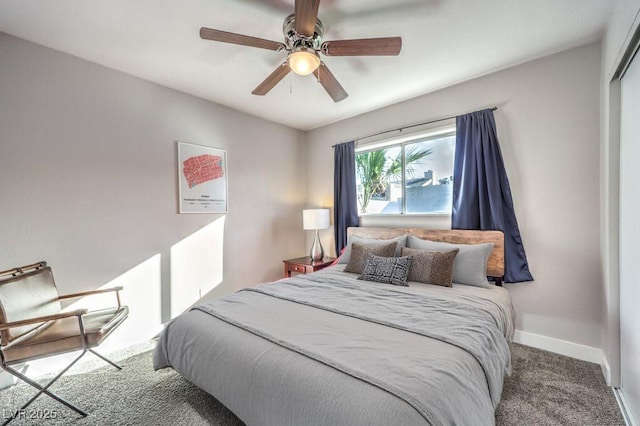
[354,121,456,217]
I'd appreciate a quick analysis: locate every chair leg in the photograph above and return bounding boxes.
[88,348,122,370]
[1,350,88,425]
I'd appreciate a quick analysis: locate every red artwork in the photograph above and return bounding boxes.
[182,154,224,188]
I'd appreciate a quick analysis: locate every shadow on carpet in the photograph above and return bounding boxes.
[0,343,624,425]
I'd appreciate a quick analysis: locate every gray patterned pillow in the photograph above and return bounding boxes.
[401,247,459,287]
[344,242,398,274]
[358,255,413,286]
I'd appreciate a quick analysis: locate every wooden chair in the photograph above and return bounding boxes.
[0,261,128,424]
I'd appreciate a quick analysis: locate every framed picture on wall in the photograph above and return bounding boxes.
[177,142,228,213]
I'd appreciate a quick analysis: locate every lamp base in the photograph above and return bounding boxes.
[310,229,324,262]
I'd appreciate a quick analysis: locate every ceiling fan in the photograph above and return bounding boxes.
[199,0,402,102]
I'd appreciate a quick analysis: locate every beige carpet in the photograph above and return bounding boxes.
[0,343,625,425]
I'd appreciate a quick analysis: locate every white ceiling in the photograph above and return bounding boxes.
[0,1,612,130]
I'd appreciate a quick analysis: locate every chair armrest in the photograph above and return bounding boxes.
[0,309,88,331]
[57,286,123,300]
[58,286,123,308]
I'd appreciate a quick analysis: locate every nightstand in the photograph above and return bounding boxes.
[283,256,336,278]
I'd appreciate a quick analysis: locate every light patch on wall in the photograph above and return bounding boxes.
[25,254,163,378]
[64,254,163,353]
[170,216,225,318]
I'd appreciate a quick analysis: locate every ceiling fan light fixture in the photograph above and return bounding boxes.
[288,47,320,75]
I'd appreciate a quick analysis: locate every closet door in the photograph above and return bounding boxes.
[620,50,640,424]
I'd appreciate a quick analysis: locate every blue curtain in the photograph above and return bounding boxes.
[334,141,359,254]
[452,109,533,283]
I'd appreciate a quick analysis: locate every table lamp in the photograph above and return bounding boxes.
[303,209,330,261]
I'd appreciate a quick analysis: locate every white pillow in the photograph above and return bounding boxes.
[407,235,493,287]
[338,234,408,264]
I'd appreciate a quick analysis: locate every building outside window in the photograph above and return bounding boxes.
[355,124,456,215]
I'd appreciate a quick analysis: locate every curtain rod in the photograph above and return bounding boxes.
[332,106,498,148]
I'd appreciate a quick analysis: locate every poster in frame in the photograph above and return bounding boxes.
[177,142,228,213]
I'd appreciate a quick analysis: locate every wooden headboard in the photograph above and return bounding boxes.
[347,227,505,279]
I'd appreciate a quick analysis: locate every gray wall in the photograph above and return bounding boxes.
[0,32,307,352]
[306,42,603,350]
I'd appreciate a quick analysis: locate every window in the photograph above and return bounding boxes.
[355,125,456,215]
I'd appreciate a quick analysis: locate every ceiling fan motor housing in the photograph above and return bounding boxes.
[283,14,324,51]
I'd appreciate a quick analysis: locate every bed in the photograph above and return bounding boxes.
[154,227,515,426]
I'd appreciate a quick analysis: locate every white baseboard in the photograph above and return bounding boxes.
[0,364,26,390]
[0,371,17,390]
[601,353,612,386]
[614,387,638,426]
[513,330,603,364]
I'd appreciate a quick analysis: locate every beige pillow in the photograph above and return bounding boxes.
[401,247,459,287]
[344,242,398,274]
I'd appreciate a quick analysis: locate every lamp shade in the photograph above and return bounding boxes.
[303,209,330,230]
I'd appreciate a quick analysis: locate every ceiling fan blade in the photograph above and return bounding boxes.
[295,0,321,37]
[321,37,402,56]
[252,63,291,96]
[317,62,348,102]
[200,27,285,51]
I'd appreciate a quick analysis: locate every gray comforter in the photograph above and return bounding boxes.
[154,267,513,426]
